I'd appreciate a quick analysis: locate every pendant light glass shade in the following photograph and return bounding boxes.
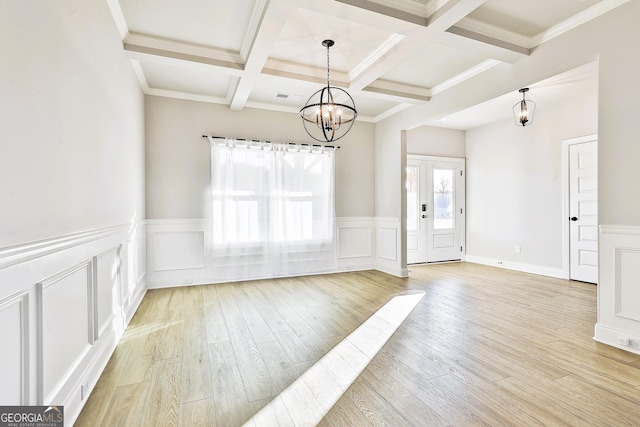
[300,40,357,142]
[513,87,535,127]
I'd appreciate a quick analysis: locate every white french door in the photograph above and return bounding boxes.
[407,156,465,264]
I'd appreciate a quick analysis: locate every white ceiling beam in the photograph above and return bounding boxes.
[229,0,291,111]
[334,0,427,26]
[362,80,430,103]
[348,0,487,91]
[123,33,244,75]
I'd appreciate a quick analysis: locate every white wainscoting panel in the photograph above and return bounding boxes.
[37,261,93,404]
[595,225,640,355]
[147,217,411,285]
[375,218,407,277]
[0,290,29,405]
[94,247,121,340]
[0,221,146,425]
[336,217,375,272]
[146,219,207,288]
[154,231,205,271]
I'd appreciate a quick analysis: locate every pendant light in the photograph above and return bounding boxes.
[300,40,357,142]
[513,87,536,126]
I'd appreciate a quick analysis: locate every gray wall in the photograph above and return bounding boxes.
[465,90,597,269]
[0,0,145,247]
[407,126,465,157]
[145,96,375,220]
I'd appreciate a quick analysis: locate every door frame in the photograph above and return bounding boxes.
[406,154,466,263]
[561,134,598,280]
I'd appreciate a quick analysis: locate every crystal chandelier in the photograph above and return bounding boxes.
[300,40,357,142]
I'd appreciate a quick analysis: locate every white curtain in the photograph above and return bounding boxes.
[207,137,337,281]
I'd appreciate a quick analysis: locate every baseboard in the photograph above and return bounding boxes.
[594,323,640,356]
[465,255,564,278]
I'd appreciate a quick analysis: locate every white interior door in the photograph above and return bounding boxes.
[569,140,598,283]
[407,156,465,264]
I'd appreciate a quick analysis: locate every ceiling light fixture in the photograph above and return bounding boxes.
[513,87,536,127]
[300,40,357,142]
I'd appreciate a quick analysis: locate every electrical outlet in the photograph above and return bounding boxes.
[81,383,89,400]
[515,245,521,254]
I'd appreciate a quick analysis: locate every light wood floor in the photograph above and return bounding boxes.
[75,262,640,426]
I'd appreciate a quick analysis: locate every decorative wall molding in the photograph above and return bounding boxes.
[0,221,146,424]
[146,219,208,288]
[93,247,121,340]
[147,216,409,287]
[37,261,93,404]
[337,217,376,272]
[375,217,407,277]
[0,290,30,405]
[595,224,640,355]
[0,223,132,270]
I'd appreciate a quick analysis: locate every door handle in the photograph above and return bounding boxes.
[570,216,578,221]
[422,215,427,218]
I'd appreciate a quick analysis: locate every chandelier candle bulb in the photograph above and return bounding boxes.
[513,87,536,127]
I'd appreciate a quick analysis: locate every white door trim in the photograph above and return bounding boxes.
[561,134,597,280]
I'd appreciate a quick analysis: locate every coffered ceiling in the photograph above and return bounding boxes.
[107,0,624,128]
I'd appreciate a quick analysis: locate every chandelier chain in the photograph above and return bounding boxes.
[326,42,330,88]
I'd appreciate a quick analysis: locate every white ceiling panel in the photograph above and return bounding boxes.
[467,0,603,37]
[119,0,256,51]
[141,62,232,99]
[379,42,490,88]
[269,7,395,73]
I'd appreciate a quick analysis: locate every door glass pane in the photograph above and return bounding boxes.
[433,168,454,229]
[406,165,419,231]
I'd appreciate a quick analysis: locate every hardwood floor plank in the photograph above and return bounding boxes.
[256,339,298,392]
[428,374,527,426]
[358,368,449,427]
[97,383,149,427]
[345,379,412,426]
[366,351,488,426]
[554,327,640,364]
[495,376,605,426]
[208,341,253,426]
[318,393,374,427]
[553,375,640,425]
[179,289,213,403]
[140,357,181,427]
[227,321,277,402]
[233,285,276,343]
[179,398,215,427]
[151,308,186,361]
[201,285,230,344]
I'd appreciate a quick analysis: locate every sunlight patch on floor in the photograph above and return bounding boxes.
[244,291,426,426]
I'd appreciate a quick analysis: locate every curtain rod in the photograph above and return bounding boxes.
[201,135,340,149]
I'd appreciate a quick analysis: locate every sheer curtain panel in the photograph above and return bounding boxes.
[207,137,337,281]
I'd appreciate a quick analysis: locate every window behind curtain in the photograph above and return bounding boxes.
[208,138,336,281]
